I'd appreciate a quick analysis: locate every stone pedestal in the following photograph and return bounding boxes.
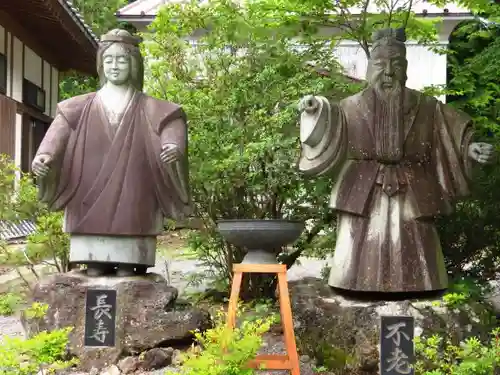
[22,271,211,371]
[289,277,496,374]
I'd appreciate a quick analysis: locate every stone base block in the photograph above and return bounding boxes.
[289,277,497,374]
[22,270,211,371]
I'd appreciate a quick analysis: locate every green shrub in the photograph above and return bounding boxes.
[0,302,77,374]
[415,328,500,375]
[0,155,70,291]
[415,277,498,374]
[169,306,278,375]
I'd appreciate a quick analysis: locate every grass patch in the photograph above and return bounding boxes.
[0,293,24,316]
[157,230,195,260]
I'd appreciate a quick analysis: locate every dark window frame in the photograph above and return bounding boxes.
[23,79,46,113]
[0,53,7,95]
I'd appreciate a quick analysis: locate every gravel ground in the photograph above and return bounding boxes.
[0,315,25,343]
[0,255,328,374]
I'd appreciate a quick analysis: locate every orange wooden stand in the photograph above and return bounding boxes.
[226,263,301,375]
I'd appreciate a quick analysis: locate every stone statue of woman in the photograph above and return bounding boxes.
[31,29,191,277]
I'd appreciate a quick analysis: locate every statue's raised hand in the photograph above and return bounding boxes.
[160,143,181,164]
[298,95,320,115]
[31,154,52,178]
[468,142,495,164]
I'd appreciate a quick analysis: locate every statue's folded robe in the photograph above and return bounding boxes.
[35,91,191,236]
[298,88,474,292]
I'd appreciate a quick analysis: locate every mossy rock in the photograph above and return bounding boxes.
[289,277,496,374]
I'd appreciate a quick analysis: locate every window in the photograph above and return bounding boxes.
[0,53,6,94]
[23,79,45,112]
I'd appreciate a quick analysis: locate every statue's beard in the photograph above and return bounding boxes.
[374,80,403,101]
[371,81,404,161]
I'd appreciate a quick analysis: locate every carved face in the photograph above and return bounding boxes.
[102,43,131,86]
[367,46,407,94]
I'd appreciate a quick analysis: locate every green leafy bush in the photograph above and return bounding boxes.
[0,303,77,375]
[0,155,70,290]
[170,307,278,375]
[415,277,498,375]
[415,328,500,375]
[144,0,362,298]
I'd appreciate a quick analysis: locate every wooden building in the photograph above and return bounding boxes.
[0,0,97,173]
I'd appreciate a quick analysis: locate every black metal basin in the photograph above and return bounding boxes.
[216,219,305,264]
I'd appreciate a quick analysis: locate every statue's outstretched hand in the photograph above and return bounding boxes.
[298,95,320,115]
[160,143,181,164]
[468,142,495,164]
[32,154,52,178]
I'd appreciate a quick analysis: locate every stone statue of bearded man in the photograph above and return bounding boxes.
[298,28,494,297]
[31,29,191,277]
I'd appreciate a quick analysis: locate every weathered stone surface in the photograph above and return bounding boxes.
[141,348,172,370]
[171,349,183,366]
[22,271,211,371]
[290,277,497,374]
[99,365,120,375]
[117,356,140,374]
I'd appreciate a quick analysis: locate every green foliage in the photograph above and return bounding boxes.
[169,307,277,375]
[428,6,500,280]
[143,0,365,296]
[0,155,43,222]
[0,303,77,375]
[59,0,132,100]
[415,328,500,375]
[415,276,498,375]
[0,155,70,288]
[69,0,129,36]
[0,293,23,316]
[440,277,492,309]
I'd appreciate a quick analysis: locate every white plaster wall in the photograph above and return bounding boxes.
[43,61,51,116]
[334,41,447,102]
[0,24,61,169]
[14,113,22,170]
[11,37,23,102]
[24,46,42,88]
[1,27,59,113]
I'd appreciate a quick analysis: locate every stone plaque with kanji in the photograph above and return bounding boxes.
[84,288,117,347]
[380,315,415,375]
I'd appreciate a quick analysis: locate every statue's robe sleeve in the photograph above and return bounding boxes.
[35,93,95,207]
[297,96,347,177]
[143,97,192,218]
[433,100,474,201]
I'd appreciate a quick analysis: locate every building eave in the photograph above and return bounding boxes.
[60,0,99,50]
[0,0,98,75]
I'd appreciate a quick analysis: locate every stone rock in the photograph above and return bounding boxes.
[118,356,140,374]
[163,346,175,357]
[299,354,312,363]
[171,349,183,366]
[22,271,212,371]
[100,365,120,375]
[486,279,500,313]
[141,347,173,370]
[289,277,497,374]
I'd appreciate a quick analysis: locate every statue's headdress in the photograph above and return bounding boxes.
[99,29,141,47]
[371,28,407,57]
